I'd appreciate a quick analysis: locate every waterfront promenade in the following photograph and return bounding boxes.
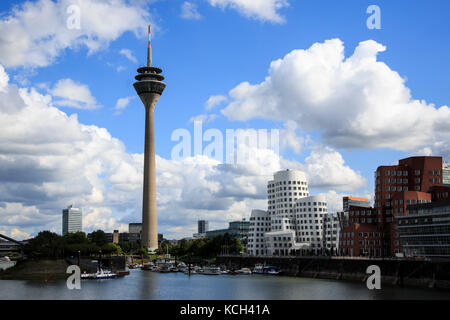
[215,255,450,289]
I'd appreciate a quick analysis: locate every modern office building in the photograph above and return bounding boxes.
[62,205,82,235]
[247,210,270,256]
[374,156,443,256]
[338,156,445,257]
[397,200,450,257]
[322,213,340,254]
[343,196,371,212]
[338,206,384,257]
[206,219,250,245]
[129,223,142,234]
[443,163,450,186]
[198,220,209,234]
[248,170,336,256]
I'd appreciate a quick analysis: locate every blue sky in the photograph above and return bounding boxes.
[0,0,449,240]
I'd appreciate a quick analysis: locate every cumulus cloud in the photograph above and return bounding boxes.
[207,0,289,23]
[0,66,366,239]
[114,96,134,115]
[189,114,219,123]
[221,39,450,157]
[0,64,9,92]
[300,145,367,191]
[180,2,202,20]
[205,94,228,110]
[119,48,138,63]
[50,78,101,110]
[0,0,151,68]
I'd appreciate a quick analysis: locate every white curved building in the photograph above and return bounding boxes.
[248,169,337,256]
[268,169,309,232]
[294,195,328,251]
[247,209,270,256]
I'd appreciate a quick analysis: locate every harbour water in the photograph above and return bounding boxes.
[1,269,450,300]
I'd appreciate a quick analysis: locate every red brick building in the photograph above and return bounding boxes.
[339,156,444,257]
[338,206,384,257]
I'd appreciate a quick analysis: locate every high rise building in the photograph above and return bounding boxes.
[248,170,337,256]
[198,220,209,234]
[62,205,82,235]
[397,200,450,257]
[374,156,442,256]
[133,25,166,252]
[129,223,142,234]
[339,156,444,258]
[343,196,371,212]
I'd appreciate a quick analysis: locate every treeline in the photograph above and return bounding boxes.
[24,231,243,259]
[157,234,243,259]
[23,230,146,258]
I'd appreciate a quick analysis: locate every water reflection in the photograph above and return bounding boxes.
[1,269,450,300]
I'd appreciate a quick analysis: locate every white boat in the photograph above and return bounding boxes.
[252,265,264,274]
[159,264,171,273]
[0,256,11,262]
[221,270,229,274]
[199,266,221,275]
[237,268,252,274]
[81,269,118,280]
[267,269,280,275]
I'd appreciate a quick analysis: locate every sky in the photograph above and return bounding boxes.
[0,0,449,240]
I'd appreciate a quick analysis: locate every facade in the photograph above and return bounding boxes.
[129,223,142,234]
[338,206,384,257]
[338,156,445,258]
[198,220,209,234]
[443,163,450,186]
[248,170,336,256]
[206,219,250,245]
[343,196,371,212]
[62,205,82,235]
[322,213,340,254]
[374,156,443,256]
[397,201,450,257]
[247,210,270,256]
[112,230,119,244]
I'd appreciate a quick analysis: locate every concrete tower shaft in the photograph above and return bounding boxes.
[133,25,166,252]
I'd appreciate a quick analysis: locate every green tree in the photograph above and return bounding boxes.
[64,231,89,245]
[23,231,65,258]
[102,243,122,255]
[90,230,108,247]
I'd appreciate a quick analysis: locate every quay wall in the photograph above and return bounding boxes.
[215,256,450,289]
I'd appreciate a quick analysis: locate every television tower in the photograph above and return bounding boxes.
[133,25,166,252]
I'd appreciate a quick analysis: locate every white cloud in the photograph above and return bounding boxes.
[189,113,219,123]
[0,64,9,92]
[0,0,151,68]
[221,39,450,157]
[300,145,367,191]
[0,67,367,240]
[114,96,134,115]
[119,48,137,63]
[180,2,203,20]
[205,94,228,110]
[50,78,101,110]
[207,0,289,23]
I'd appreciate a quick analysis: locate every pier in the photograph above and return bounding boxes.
[216,255,450,289]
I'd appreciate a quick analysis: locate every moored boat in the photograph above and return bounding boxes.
[81,269,118,280]
[237,268,252,275]
[198,266,221,275]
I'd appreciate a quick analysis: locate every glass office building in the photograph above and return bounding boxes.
[62,205,82,235]
[397,201,450,257]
